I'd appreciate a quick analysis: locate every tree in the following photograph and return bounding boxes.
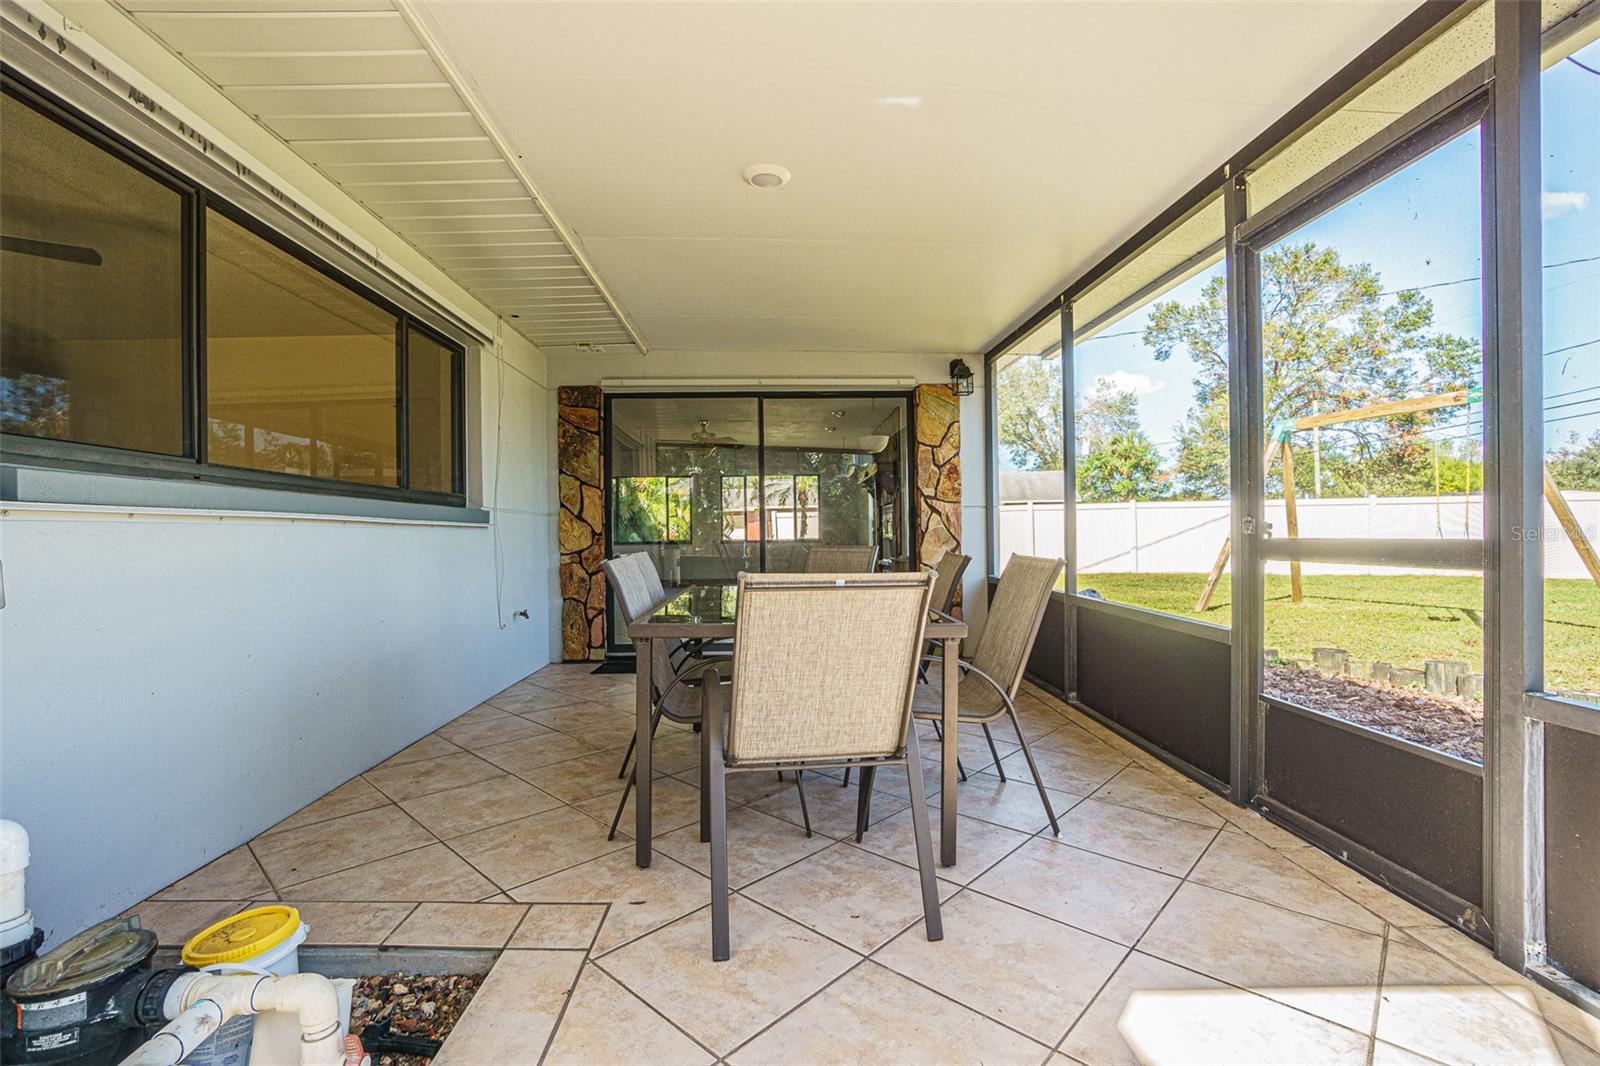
[995,353,1062,470]
[1077,431,1166,502]
[1549,430,1600,492]
[1077,379,1142,450]
[1144,241,1480,497]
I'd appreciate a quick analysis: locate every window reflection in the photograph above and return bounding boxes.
[206,210,400,487]
[0,89,185,456]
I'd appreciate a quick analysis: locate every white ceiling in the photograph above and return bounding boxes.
[117,0,1423,358]
[417,0,1420,356]
[114,0,641,352]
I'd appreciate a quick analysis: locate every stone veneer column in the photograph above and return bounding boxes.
[913,383,962,602]
[557,386,606,661]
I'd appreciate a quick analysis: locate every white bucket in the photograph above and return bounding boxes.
[183,915,310,1066]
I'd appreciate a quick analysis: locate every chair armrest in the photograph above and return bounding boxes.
[916,655,1019,719]
[670,640,733,671]
[655,655,734,714]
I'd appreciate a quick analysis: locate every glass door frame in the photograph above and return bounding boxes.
[601,388,918,656]
[1230,79,1500,934]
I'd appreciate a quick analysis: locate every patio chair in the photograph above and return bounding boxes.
[700,571,943,960]
[846,550,971,789]
[602,554,730,837]
[928,550,971,616]
[604,554,816,841]
[860,554,1065,835]
[803,544,879,572]
[918,550,969,685]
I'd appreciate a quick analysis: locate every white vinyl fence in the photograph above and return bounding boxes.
[997,492,1600,579]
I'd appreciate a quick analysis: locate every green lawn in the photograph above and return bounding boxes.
[1072,571,1600,696]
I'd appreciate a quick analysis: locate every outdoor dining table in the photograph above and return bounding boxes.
[628,582,971,868]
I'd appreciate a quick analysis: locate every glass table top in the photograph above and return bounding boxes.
[640,582,965,633]
[648,584,738,625]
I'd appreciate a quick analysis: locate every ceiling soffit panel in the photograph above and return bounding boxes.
[413,0,1421,354]
[116,0,642,352]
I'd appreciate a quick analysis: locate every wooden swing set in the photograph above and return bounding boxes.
[1193,388,1600,612]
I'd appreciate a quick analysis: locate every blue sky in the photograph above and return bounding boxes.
[1037,39,1599,474]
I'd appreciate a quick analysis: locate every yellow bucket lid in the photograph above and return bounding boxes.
[181,906,302,967]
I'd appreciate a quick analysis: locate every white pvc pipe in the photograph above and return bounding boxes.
[121,972,346,1066]
[123,997,225,1066]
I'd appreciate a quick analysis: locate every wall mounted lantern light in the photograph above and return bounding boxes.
[949,358,975,396]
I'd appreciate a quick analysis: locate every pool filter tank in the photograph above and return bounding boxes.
[1,916,190,1066]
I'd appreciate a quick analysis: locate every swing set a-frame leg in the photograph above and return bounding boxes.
[1195,536,1231,613]
[1545,468,1600,587]
[1280,441,1303,603]
[1195,440,1301,612]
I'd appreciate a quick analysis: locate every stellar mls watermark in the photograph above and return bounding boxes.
[1510,523,1599,542]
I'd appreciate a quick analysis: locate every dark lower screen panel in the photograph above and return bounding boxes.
[1545,723,1599,991]
[1264,702,1483,907]
[1074,604,1231,784]
[1025,592,1066,695]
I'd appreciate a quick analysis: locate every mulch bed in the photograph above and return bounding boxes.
[1265,666,1484,762]
[350,973,483,1066]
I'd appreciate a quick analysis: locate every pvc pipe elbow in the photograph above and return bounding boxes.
[249,972,344,1065]
[153,971,346,1066]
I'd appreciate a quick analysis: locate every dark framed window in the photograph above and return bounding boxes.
[0,82,187,458]
[614,476,693,544]
[762,473,820,541]
[0,72,466,505]
[720,474,820,541]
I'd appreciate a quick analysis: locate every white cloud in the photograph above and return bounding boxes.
[1092,370,1165,397]
[1543,190,1590,220]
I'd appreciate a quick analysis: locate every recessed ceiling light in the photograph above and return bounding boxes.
[742,164,791,189]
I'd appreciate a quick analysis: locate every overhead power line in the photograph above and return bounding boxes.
[1078,257,1597,341]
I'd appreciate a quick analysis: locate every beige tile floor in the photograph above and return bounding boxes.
[132,663,1600,1065]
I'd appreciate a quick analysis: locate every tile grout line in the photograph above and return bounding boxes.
[1385,926,1600,1056]
[505,842,708,905]
[854,881,1071,1054]
[715,956,876,1061]
[242,843,283,899]
[1172,830,1413,939]
[586,954,726,1062]
[1366,925,1391,1065]
[269,839,441,898]
[254,794,394,842]
[1267,836,1429,930]
[433,819,631,900]
[374,901,423,948]
[532,953,589,1066]
[1047,946,1138,1060]
[1090,825,1389,1051]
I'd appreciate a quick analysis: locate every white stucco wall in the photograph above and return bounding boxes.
[0,3,559,944]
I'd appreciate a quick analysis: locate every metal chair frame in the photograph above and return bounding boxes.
[859,557,1064,836]
[700,574,942,961]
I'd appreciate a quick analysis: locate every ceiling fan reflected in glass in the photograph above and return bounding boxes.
[1,235,102,265]
[672,420,745,458]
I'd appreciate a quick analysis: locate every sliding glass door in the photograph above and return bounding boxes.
[605,392,911,651]
[758,396,908,572]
